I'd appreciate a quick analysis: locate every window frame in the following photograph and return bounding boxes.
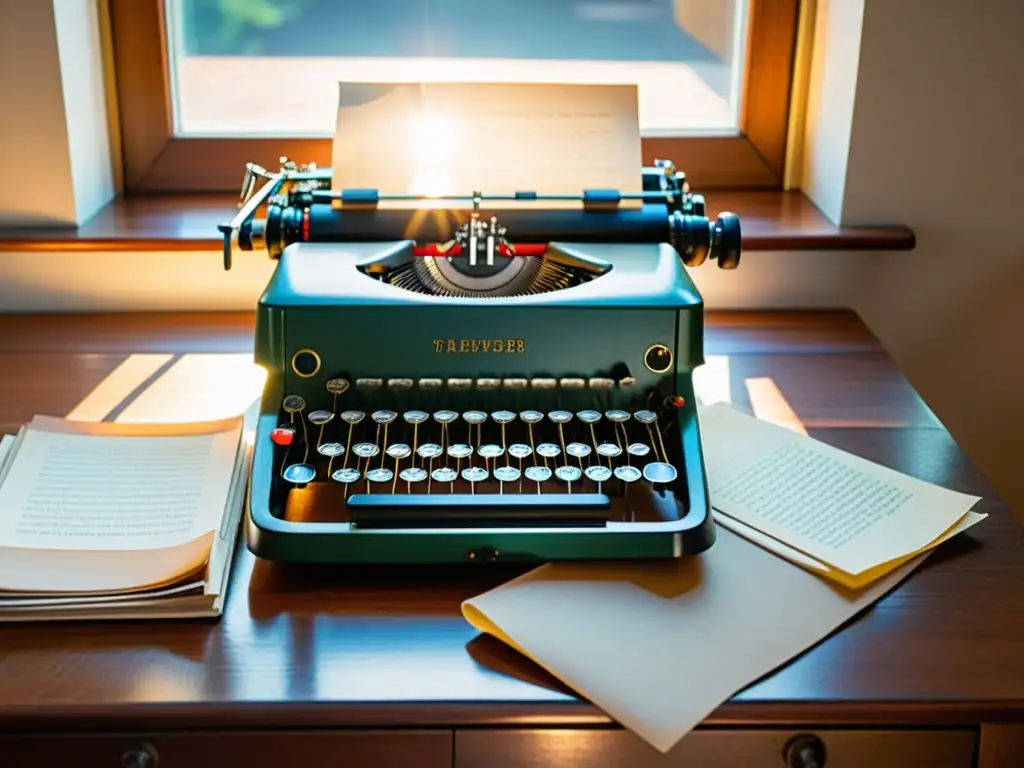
[109,0,799,194]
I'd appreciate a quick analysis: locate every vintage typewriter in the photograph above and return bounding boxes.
[220,157,741,564]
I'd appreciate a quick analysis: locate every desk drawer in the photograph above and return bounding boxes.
[455,728,978,767]
[0,730,451,768]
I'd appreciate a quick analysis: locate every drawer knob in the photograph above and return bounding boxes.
[783,734,826,768]
[121,743,159,768]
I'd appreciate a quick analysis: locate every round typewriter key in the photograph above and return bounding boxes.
[403,410,429,425]
[536,443,561,458]
[585,465,613,483]
[633,410,658,424]
[548,410,573,424]
[614,465,643,483]
[332,467,361,483]
[432,467,458,483]
[508,444,533,459]
[433,410,459,424]
[576,410,602,424]
[317,442,345,457]
[519,410,544,424]
[566,442,592,458]
[372,410,397,424]
[417,443,443,458]
[341,410,366,424]
[555,466,582,483]
[462,410,487,424]
[525,466,553,483]
[447,444,473,459]
[270,426,296,446]
[491,410,517,424]
[478,444,504,459]
[366,467,394,483]
[400,467,429,483]
[643,462,678,484]
[605,409,631,422]
[326,378,350,395]
[283,463,316,484]
[283,395,306,413]
[386,443,412,459]
[353,442,379,458]
[494,465,521,483]
[308,409,335,425]
[597,442,623,458]
[627,442,651,457]
[462,467,489,483]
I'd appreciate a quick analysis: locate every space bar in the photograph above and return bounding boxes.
[346,493,610,528]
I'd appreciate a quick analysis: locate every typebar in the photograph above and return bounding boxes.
[346,493,610,528]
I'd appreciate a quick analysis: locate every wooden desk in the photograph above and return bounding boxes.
[0,311,1022,768]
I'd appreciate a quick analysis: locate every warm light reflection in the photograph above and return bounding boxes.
[66,354,173,421]
[745,377,808,435]
[131,662,206,700]
[65,353,265,442]
[693,354,732,405]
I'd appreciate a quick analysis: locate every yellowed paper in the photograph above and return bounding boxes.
[698,402,980,575]
[331,82,643,202]
[712,508,987,589]
[463,526,928,754]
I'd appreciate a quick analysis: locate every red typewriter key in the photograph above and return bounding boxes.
[271,426,297,446]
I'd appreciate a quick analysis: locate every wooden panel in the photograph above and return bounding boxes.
[978,724,1024,768]
[454,728,978,768]
[0,190,915,253]
[0,730,451,768]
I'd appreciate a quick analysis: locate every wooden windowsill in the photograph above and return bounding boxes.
[0,191,914,253]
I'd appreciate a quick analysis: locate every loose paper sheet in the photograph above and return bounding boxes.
[698,403,980,577]
[463,526,929,754]
[331,82,643,201]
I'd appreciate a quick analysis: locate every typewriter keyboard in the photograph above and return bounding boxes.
[271,378,690,528]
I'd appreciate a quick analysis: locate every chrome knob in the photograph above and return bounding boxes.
[121,743,158,768]
[783,734,826,768]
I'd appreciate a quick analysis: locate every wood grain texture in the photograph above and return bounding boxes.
[978,725,1024,768]
[0,731,453,768]
[454,728,978,768]
[0,311,1020,738]
[0,191,915,253]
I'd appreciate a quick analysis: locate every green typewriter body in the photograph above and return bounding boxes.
[222,160,741,565]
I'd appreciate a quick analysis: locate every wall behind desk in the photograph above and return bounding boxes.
[839,0,1024,526]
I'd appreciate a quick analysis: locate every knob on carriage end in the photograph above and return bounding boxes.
[121,743,159,768]
[710,211,741,269]
[783,734,826,768]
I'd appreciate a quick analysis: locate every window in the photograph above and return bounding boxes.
[109,0,799,193]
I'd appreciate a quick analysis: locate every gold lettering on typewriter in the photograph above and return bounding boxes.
[433,339,526,354]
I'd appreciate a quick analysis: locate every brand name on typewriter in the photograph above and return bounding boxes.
[433,339,525,354]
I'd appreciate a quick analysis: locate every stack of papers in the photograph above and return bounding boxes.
[698,402,986,588]
[0,415,249,622]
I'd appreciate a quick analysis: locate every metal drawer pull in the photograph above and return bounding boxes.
[783,734,827,767]
[121,742,159,768]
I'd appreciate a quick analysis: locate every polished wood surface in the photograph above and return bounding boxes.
[108,1,798,192]
[0,190,915,253]
[0,311,1021,738]
[453,729,979,768]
